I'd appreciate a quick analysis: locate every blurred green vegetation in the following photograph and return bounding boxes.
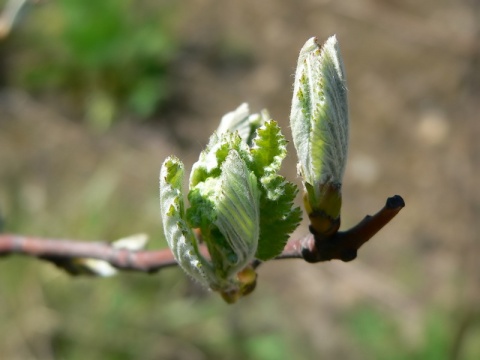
[346,305,480,360]
[7,0,178,130]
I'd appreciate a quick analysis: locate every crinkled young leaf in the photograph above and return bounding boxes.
[213,150,260,276]
[290,35,348,219]
[217,103,268,146]
[248,120,302,260]
[256,174,302,260]
[159,156,212,286]
[251,120,287,177]
[187,131,251,232]
[189,131,250,189]
[186,149,260,291]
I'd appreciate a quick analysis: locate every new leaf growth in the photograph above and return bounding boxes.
[160,104,301,303]
[290,35,349,236]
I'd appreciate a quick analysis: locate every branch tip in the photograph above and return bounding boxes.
[0,195,404,273]
[296,194,405,263]
[387,195,405,209]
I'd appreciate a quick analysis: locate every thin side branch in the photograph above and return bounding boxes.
[0,235,179,273]
[0,195,404,275]
[279,195,405,262]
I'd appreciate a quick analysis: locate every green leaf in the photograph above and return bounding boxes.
[255,174,302,261]
[159,156,212,286]
[213,150,260,276]
[249,120,301,260]
[189,131,249,188]
[251,120,287,177]
[187,147,260,286]
[186,178,217,231]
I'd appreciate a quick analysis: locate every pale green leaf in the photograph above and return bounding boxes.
[255,174,302,261]
[251,120,287,177]
[159,156,212,286]
[214,150,260,275]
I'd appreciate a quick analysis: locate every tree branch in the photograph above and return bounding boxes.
[0,195,404,275]
[277,195,405,262]
[0,234,179,274]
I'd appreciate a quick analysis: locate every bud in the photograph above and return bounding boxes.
[187,131,261,291]
[290,35,349,231]
[159,157,213,287]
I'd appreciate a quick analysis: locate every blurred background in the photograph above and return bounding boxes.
[0,0,479,359]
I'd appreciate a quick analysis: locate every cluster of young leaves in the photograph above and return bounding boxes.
[160,105,301,301]
[188,109,302,262]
